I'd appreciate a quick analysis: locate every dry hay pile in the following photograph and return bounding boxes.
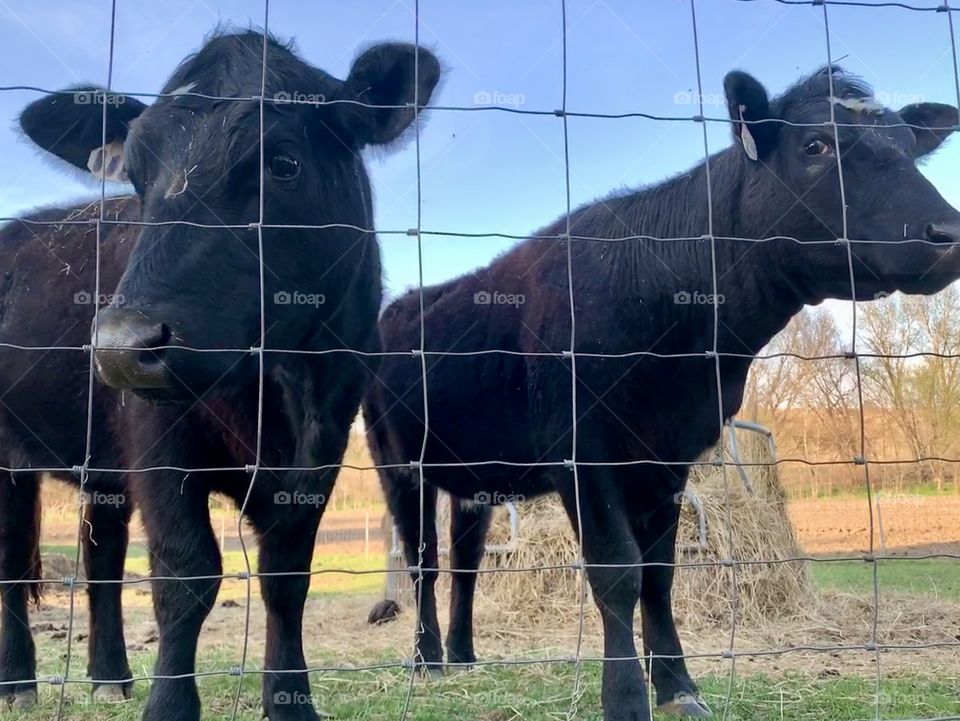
[400,428,817,631]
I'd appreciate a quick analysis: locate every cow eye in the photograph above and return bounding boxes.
[268,154,300,180]
[803,139,833,157]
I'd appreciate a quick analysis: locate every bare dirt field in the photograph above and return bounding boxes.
[788,495,960,556]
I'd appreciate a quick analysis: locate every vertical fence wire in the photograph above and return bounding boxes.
[1,1,957,719]
[817,6,885,720]
[687,4,742,719]
[557,1,591,719]
[399,0,428,718]
[57,1,118,718]
[230,2,272,718]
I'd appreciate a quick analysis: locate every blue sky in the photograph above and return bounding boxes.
[1,0,958,328]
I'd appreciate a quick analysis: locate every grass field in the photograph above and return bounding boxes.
[811,558,960,601]
[40,543,960,601]
[19,495,960,719]
[7,654,960,720]
[17,551,958,720]
[40,544,386,597]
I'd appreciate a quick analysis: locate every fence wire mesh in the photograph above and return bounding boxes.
[0,0,957,720]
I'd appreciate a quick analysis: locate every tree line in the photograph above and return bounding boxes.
[743,286,960,497]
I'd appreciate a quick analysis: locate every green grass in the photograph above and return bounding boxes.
[41,543,385,597]
[46,540,960,603]
[8,657,959,720]
[788,484,960,500]
[811,558,960,601]
[30,528,959,718]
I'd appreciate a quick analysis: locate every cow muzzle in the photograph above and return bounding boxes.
[92,308,172,390]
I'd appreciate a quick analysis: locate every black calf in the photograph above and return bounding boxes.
[0,198,137,707]
[8,29,440,721]
[364,67,960,720]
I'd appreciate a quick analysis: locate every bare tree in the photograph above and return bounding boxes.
[860,286,960,491]
[746,306,859,495]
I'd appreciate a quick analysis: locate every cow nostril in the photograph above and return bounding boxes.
[136,323,171,367]
[148,323,171,349]
[138,349,163,368]
[925,223,960,245]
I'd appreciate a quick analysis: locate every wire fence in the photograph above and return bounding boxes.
[1,1,959,720]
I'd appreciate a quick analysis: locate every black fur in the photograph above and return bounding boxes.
[2,30,439,721]
[364,68,960,721]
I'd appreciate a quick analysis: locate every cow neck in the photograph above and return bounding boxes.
[604,147,809,358]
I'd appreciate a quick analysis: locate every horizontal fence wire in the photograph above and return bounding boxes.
[0,0,955,719]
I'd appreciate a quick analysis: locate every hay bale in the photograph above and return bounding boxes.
[674,429,816,628]
[380,426,817,629]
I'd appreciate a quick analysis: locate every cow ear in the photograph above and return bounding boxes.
[898,102,959,158]
[19,86,147,181]
[337,43,441,147]
[724,71,777,161]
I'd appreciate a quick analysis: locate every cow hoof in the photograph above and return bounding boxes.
[93,684,131,703]
[367,599,400,625]
[657,696,711,717]
[11,689,38,709]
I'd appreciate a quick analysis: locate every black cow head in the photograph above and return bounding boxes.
[724,66,960,301]
[20,31,440,402]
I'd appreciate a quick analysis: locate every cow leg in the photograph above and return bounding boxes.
[82,487,133,701]
[137,475,220,721]
[557,468,651,721]
[388,473,442,674]
[255,505,322,721]
[0,473,40,709]
[445,500,491,668]
[632,497,709,718]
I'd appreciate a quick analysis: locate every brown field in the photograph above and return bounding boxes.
[40,486,959,561]
[788,495,960,556]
